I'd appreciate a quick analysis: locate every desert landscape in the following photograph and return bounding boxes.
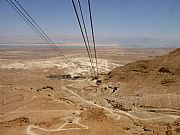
[0,46,179,135]
[1,0,180,134]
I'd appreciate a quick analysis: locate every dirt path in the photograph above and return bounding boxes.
[63,85,180,121]
[3,80,178,135]
[26,117,88,135]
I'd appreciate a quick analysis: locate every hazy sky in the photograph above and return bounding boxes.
[0,0,180,39]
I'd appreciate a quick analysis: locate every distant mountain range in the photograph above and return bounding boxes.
[0,35,180,48]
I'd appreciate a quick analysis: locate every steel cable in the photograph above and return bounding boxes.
[6,0,71,64]
[87,0,98,77]
[71,0,96,76]
[77,0,94,69]
[14,0,71,64]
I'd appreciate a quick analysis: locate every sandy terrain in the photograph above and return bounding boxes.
[0,47,179,135]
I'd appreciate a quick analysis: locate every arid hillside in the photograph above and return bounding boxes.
[107,48,180,94]
[0,47,180,135]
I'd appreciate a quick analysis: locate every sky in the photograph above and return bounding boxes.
[0,0,180,46]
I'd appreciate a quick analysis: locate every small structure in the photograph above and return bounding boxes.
[47,74,72,80]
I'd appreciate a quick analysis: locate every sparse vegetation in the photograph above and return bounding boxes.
[0,117,30,127]
[175,127,180,133]
[106,99,131,111]
[42,86,54,90]
[159,67,172,74]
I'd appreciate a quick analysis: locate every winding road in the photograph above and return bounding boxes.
[25,83,180,135]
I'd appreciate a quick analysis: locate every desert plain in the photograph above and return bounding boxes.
[0,46,179,135]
